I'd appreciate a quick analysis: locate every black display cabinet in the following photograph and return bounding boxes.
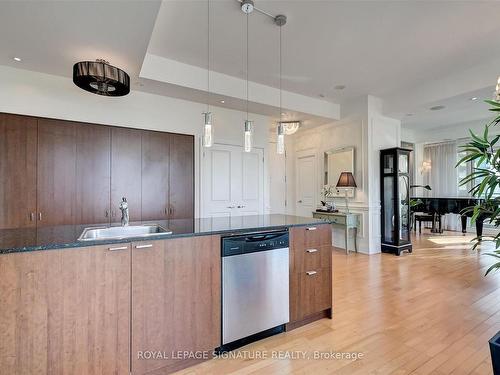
[380,147,412,255]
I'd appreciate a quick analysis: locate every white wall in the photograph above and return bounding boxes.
[282,95,401,254]
[0,65,272,218]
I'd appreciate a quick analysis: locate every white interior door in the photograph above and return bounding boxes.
[296,153,316,217]
[202,144,264,218]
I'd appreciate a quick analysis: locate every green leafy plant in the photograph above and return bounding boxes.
[456,99,500,275]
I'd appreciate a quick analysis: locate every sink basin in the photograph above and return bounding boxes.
[78,224,172,241]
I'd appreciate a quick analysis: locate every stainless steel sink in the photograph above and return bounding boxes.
[78,224,172,241]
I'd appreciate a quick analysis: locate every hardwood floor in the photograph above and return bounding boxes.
[176,231,500,375]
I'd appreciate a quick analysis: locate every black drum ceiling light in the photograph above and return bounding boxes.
[73,59,130,97]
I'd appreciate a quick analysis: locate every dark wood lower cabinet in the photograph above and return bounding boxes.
[131,236,221,375]
[0,244,131,375]
[288,224,333,329]
[0,114,37,229]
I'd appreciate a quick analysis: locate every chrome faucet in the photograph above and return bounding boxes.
[119,197,129,226]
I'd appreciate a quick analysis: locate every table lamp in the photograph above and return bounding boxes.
[336,172,357,213]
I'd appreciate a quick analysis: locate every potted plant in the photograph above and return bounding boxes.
[456,96,500,374]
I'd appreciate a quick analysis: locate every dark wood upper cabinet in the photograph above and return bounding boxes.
[0,113,195,229]
[141,131,170,221]
[0,114,37,229]
[169,134,194,219]
[111,127,142,222]
[37,119,77,226]
[75,124,111,225]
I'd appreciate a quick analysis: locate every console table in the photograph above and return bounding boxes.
[312,211,360,254]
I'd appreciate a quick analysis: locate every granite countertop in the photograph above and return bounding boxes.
[0,214,325,254]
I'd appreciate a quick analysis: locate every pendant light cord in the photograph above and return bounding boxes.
[279,24,283,125]
[207,0,210,112]
[246,12,249,121]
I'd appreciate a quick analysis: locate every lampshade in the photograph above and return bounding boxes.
[336,172,357,188]
[73,60,130,97]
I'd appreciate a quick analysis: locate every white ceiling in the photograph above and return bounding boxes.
[0,0,161,82]
[0,0,499,130]
[148,1,500,101]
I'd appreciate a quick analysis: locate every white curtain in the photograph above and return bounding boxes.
[423,141,461,231]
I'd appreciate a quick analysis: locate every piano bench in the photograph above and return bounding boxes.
[414,213,440,234]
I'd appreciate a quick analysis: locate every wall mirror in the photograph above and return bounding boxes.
[324,146,355,197]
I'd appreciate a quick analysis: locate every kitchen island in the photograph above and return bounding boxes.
[0,214,332,375]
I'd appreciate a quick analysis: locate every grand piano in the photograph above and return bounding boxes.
[411,197,485,237]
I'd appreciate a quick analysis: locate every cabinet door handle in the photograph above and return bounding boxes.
[108,246,128,251]
[306,271,317,276]
[38,212,42,221]
[306,248,318,253]
[169,207,174,215]
[135,244,153,249]
[227,206,235,209]
[164,207,168,215]
[306,227,317,231]
[105,210,109,218]
[30,212,35,222]
[237,205,245,208]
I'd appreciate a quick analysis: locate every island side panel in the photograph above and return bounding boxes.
[0,244,131,375]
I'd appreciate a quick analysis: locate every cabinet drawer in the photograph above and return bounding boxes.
[290,267,332,322]
[291,245,331,273]
[329,215,346,225]
[291,224,331,248]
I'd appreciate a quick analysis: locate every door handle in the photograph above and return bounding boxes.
[38,212,42,221]
[306,227,317,231]
[306,271,317,276]
[135,244,153,249]
[29,212,35,222]
[306,248,318,253]
[108,246,128,251]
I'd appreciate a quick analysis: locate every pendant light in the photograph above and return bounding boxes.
[276,17,285,154]
[202,0,213,148]
[244,12,253,152]
[73,59,130,97]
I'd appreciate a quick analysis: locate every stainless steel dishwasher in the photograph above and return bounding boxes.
[220,229,289,351]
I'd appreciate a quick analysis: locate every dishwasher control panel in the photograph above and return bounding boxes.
[222,230,289,257]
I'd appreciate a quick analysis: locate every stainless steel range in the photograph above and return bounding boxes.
[220,230,290,351]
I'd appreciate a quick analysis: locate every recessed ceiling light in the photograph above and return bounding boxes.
[430,105,445,111]
[13,57,21,62]
[334,85,346,90]
[470,97,478,101]
[319,94,325,98]
[220,100,225,104]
